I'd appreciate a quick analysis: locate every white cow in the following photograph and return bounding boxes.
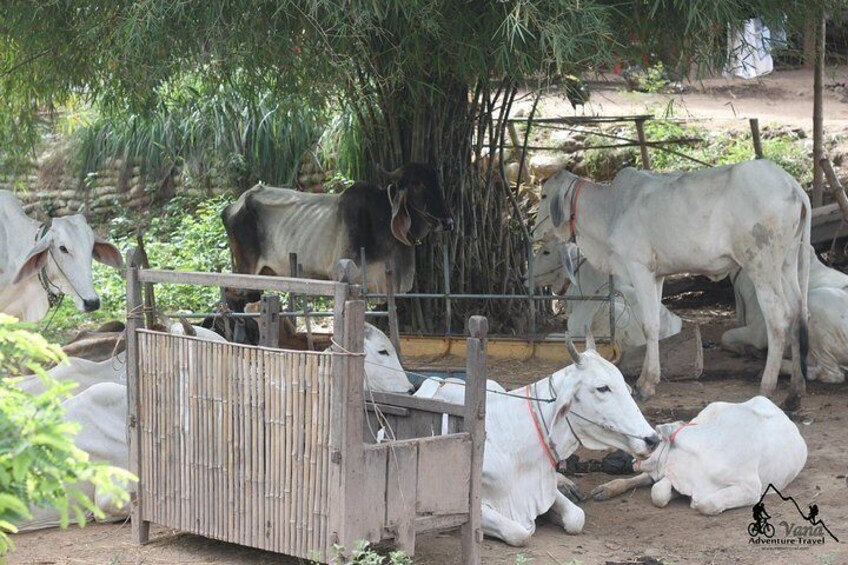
[361,323,415,393]
[15,322,223,396]
[544,161,811,403]
[416,337,659,546]
[16,353,127,396]
[17,382,132,531]
[723,248,848,384]
[590,396,807,515]
[529,238,682,351]
[0,191,123,322]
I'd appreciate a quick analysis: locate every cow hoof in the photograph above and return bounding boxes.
[556,474,582,503]
[589,485,611,501]
[781,393,802,413]
[635,385,654,401]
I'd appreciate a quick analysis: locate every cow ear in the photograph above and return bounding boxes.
[563,244,578,288]
[390,185,413,246]
[585,330,596,351]
[13,233,53,284]
[93,236,124,269]
[656,422,684,441]
[550,182,566,228]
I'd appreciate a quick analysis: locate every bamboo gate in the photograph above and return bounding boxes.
[126,255,489,563]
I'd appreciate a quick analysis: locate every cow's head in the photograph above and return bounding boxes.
[13,215,123,313]
[387,163,453,246]
[632,421,681,480]
[523,236,580,294]
[363,323,414,394]
[549,335,659,459]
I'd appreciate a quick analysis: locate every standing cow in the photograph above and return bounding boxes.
[544,161,810,405]
[222,163,453,303]
[0,191,123,322]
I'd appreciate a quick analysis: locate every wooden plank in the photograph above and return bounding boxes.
[260,294,282,348]
[415,435,472,516]
[366,392,465,417]
[365,402,409,417]
[137,268,343,297]
[462,316,488,565]
[416,513,468,533]
[126,250,150,544]
[360,445,388,542]
[383,441,418,554]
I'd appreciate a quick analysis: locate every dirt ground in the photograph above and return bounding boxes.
[9,69,848,564]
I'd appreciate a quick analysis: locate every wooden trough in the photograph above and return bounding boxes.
[125,257,488,563]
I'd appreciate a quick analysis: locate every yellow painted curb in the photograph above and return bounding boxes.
[399,335,619,364]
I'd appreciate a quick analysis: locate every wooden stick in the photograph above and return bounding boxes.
[385,258,402,353]
[749,118,764,159]
[812,11,826,207]
[635,118,651,170]
[819,158,848,223]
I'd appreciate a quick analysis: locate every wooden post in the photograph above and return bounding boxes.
[385,258,402,354]
[461,316,487,565]
[126,248,149,544]
[327,259,358,555]
[339,298,367,553]
[288,252,298,323]
[812,13,826,207]
[749,118,764,159]
[635,118,651,170]
[299,263,315,351]
[259,294,281,348]
[135,234,155,329]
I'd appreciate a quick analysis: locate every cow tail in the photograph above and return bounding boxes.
[798,196,811,381]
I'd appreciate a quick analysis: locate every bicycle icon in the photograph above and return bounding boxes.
[748,520,775,538]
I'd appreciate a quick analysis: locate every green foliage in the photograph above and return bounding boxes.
[0,315,134,556]
[42,194,232,342]
[581,119,811,186]
[634,62,671,93]
[69,74,327,191]
[327,540,413,565]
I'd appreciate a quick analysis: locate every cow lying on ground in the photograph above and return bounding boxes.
[527,238,682,352]
[415,336,659,546]
[723,247,848,384]
[589,396,807,515]
[16,382,131,532]
[542,161,810,404]
[222,163,453,304]
[0,190,123,322]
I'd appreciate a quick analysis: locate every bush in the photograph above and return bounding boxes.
[0,315,133,556]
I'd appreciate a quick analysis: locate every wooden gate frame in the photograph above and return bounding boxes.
[125,254,487,563]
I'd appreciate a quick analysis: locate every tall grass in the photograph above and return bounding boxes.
[67,75,329,192]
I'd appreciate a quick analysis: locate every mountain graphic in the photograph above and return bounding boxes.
[757,483,839,542]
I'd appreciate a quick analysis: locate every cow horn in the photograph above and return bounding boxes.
[565,334,583,367]
[377,163,404,181]
[180,317,197,337]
